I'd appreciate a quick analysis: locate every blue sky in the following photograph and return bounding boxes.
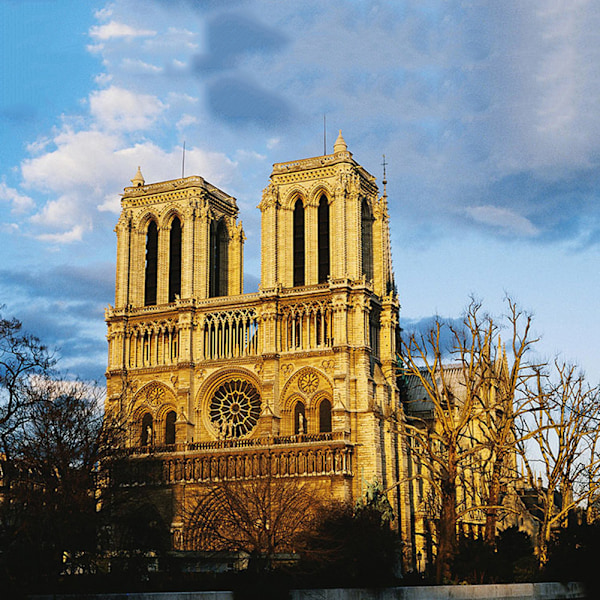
[1,0,599,383]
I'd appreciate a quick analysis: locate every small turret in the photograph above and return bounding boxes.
[333,130,348,154]
[131,166,145,187]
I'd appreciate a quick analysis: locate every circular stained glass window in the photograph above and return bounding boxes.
[209,378,261,439]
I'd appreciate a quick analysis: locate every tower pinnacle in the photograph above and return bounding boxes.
[131,166,145,187]
[333,130,347,154]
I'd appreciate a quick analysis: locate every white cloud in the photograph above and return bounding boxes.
[94,73,113,86]
[36,225,87,244]
[86,43,105,54]
[176,114,199,129]
[120,58,163,74]
[31,195,90,236]
[19,123,237,241]
[89,21,156,41]
[89,86,165,132]
[21,129,123,191]
[94,7,113,21]
[465,206,540,238]
[0,182,35,213]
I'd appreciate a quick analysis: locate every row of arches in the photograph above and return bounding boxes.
[280,301,333,351]
[127,323,179,368]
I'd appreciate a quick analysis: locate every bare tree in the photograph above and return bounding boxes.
[0,313,55,467]
[473,299,539,545]
[400,298,538,582]
[518,361,600,567]
[1,376,111,586]
[185,473,319,571]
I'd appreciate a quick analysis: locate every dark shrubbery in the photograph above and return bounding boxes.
[452,528,537,584]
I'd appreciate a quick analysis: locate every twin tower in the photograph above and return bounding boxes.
[105,132,413,551]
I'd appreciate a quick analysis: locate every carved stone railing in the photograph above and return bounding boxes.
[124,431,350,455]
[108,432,353,487]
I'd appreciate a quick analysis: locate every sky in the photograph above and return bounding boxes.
[0,0,599,384]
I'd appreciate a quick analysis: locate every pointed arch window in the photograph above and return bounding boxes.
[168,217,182,302]
[141,412,153,446]
[318,195,330,283]
[165,410,177,446]
[294,401,306,435]
[361,200,373,281]
[210,220,229,297]
[319,398,332,433]
[293,199,305,287]
[144,220,158,306]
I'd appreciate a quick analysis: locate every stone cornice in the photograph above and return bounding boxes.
[122,175,238,214]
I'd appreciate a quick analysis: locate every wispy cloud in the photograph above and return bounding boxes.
[89,21,156,41]
[89,86,166,132]
[0,182,35,213]
[465,205,540,238]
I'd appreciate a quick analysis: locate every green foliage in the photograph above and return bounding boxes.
[355,479,395,524]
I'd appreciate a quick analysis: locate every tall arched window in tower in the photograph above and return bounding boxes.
[144,220,158,306]
[318,195,330,283]
[361,199,373,282]
[210,220,229,297]
[293,199,305,287]
[319,398,332,433]
[165,410,177,445]
[168,217,182,302]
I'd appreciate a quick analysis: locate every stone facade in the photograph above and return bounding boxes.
[105,133,414,559]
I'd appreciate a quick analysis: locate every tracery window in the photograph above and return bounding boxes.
[144,220,158,306]
[318,195,330,283]
[202,309,259,360]
[209,378,261,439]
[293,199,305,286]
[281,300,332,351]
[168,217,182,302]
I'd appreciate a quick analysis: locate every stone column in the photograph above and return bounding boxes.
[114,211,132,308]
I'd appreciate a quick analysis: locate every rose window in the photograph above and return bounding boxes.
[209,378,261,438]
[299,371,319,394]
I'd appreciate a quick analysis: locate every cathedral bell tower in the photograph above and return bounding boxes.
[106,171,245,446]
[255,131,404,506]
[259,131,394,297]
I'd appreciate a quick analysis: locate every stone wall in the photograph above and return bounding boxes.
[32,583,586,600]
[290,582,586,600]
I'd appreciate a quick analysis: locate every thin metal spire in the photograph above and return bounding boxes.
[381,154,388,197]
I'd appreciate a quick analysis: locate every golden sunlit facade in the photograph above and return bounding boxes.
[105,133,414,556]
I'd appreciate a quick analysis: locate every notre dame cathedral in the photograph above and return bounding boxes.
[105,131,418,563]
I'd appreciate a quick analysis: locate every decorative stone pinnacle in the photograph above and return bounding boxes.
[333,130,347,154]
[131,166,145,187]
